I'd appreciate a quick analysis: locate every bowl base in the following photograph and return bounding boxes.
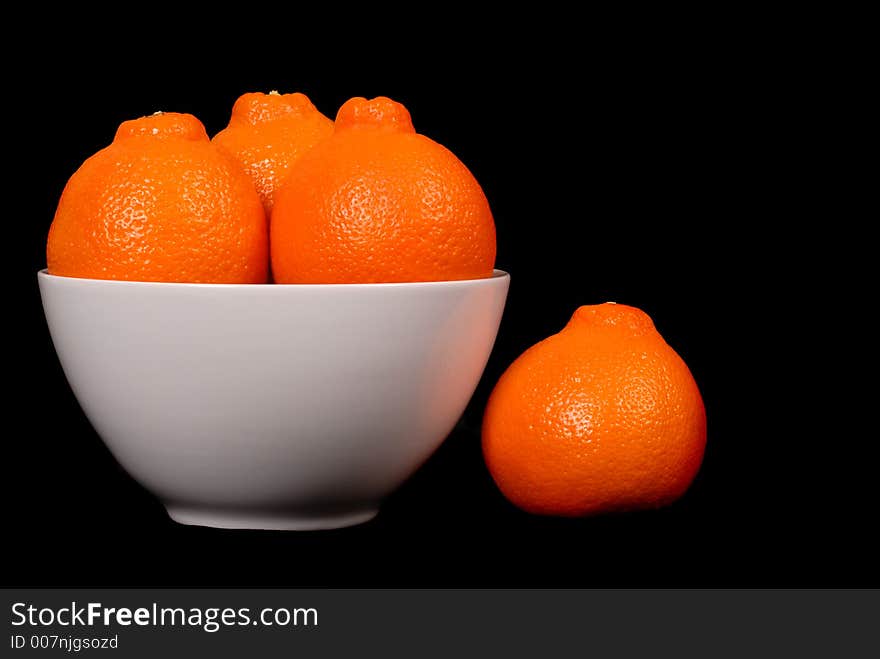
[165,505,378,531]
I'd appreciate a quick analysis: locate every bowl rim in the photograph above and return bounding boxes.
[37,268,510,290]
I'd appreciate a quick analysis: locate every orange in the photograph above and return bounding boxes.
[213,91,334,214]
[271,96,496,283]
[47,112,268,283]
[482,303,706,517]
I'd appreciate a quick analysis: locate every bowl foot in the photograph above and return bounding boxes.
[165,505,378,531]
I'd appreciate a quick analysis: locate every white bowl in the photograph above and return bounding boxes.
[39,270,509,530]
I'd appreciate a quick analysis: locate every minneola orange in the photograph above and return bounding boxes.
[213,91,333,214]
[47,112,268,283]
[270,96,496,283]
[482,303,706,517]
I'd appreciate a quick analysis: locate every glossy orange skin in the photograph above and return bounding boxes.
[213,92,333,214]
[47,112,268,283]
[483,303,706,517]
[271,96,496,283]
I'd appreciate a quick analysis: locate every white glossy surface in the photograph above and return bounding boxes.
[39,270,509,530]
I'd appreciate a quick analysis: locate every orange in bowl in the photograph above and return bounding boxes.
[271,96,496,284]
[47,111,268,283]
[213,91,333,215]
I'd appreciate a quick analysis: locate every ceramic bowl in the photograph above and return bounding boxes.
[38,270,509,530]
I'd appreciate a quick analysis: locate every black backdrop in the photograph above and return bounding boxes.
[10,18,876,586]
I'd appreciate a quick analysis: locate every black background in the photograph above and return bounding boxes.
[10,16,875,586]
